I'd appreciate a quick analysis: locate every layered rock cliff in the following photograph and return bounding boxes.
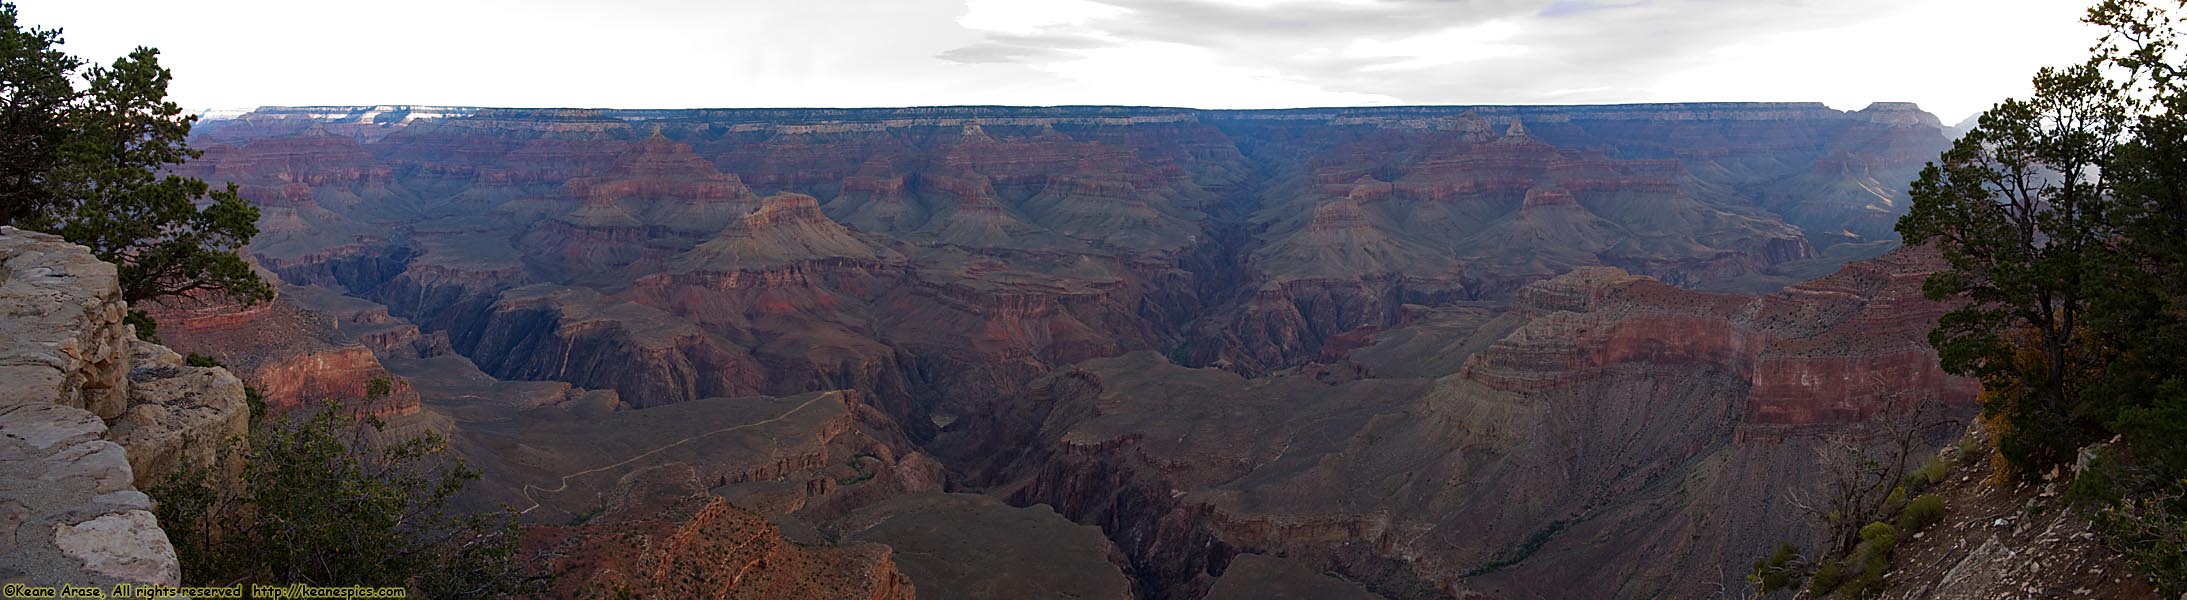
[998,247,1978,599]
[142,284,421,418]
[163,103,1977,597]
[186,103,1946,458]
[0,227,249,588]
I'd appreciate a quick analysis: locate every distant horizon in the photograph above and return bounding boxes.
[196,99,1957,119]
[24,0,2086,129]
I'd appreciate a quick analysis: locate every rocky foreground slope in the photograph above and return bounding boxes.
[1821,428,2161,600]
[137,103,2021,598]
[0,227,248,588]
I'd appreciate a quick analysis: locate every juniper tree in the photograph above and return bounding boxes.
[1,2,268,336]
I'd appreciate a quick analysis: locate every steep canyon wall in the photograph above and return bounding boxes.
[169,103,1966,598]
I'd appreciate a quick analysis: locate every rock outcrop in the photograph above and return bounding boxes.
[0,227,249,588]
[527,464,917,600]
[142,285,421,417]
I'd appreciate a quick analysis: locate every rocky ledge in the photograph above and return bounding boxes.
[0,226,249,587]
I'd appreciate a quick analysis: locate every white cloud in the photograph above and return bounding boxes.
[14,0,2108,118]
[957,0,1127,35]
[1033,41,1399,106]
[1342,19,1526,72]
[1645,0,2096,122]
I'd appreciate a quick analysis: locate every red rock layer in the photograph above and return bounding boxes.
[1458,246,1979,424]
[143,291,420,418]
[527,466,916,600]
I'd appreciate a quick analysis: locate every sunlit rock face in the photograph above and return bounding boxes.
[142,287,422,418]
[178,103,1962,598]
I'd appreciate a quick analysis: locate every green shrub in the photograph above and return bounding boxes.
[2074,446,2187,596]
[1747,541,1805,594]
[1906,456,1950,491]
[184,353,222,368]
[2087,489,2187,596]
[149,398,537,596]
[1956,435,1987,466]
[1826,522,1902,598]
[1899,494,1947,532]
[838,454,876,486]
[1808,558,1844,595]
[1859,521,1898,545]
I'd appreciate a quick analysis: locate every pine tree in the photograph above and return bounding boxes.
[0,1,79,225]
[1,2,269,334]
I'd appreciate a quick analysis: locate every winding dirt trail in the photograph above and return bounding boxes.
[515,392,838,516]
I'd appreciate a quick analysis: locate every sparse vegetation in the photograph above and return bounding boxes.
[1954,435,1986,466]
[1767,393,1953,597]
[1836,522,1900,597]
[837,453,878,486]
[148,379,540,596]
[566,505,605,526]
[1792,488,1948,599]
[2087,480,2187,591]
[1166,342,1192,366]
[1464,519,1571,577]
[1808,558,1844,595]
[1898,494,1947,532]
[1746,541,1805,594]
[1906,456,1950,491]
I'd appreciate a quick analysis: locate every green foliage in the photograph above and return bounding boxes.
[1899,494,1948,532]
[1956,434,1988,466]
[1901,0,2187,590]
[1821,522,1902,598]
[0,3,268,309]
[184,353,221,368]
[2087,481,2187,595]
[123,308,158,342]
[1809,558,1844,595]
[243,385,266,423]
[837,453,877,486]
[565,505,603,526]
[1896,54,2124,475]
[1858,521,1897,545]
[0,2,79,226]
[1746,541,1806,595]
[147,465,219,572]
[149,399,537,596]
[1799,523,1903,599]
[1166,342,1192,367]
[2072,446,2187,594]
[1903,456,1950,492]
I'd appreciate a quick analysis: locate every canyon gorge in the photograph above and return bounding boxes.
[135,102,1987,598]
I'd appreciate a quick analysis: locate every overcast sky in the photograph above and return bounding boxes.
[18,0,2099,123]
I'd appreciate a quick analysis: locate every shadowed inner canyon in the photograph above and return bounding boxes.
[156,102,1981,599]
